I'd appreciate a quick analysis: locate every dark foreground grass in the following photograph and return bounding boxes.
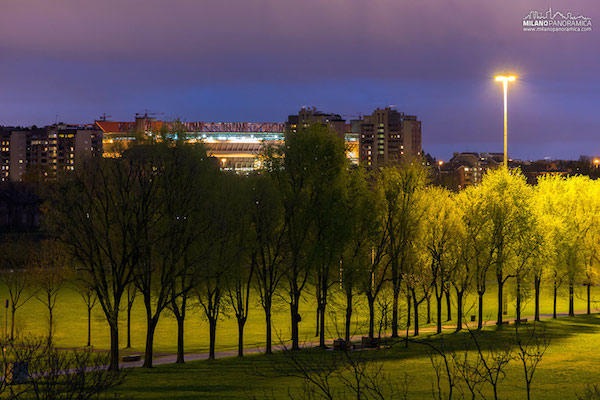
[112,314,600,400]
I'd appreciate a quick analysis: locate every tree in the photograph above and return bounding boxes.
[6,336,130,400]
[249,173,287,355]
[0,236,37,341]
[377,162,428,338]
[459,185,495,330]
[265,124,347,350]
[32,239,69,346]
[478,168,530,325]
[225,176,255,357]
[125,283,136,349]
[310,145,349,348]
[509,187,541,325]
[514,324,551,400]
[196,172,243,360]
[420,187,458,333]
[128,143,213,367]
[537,175,596,317]
[46,155,149,370]
[340,167,378,343]
[73,277,98,347]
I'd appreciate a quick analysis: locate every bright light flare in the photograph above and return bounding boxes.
[495,75,517,82]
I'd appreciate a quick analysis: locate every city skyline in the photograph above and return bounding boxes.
[1,0,598,161]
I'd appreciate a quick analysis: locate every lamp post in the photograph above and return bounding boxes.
[494,75,517,168]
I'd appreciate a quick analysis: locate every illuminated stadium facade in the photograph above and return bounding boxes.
[96,114,359,171]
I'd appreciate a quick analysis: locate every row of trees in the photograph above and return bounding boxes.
[41,124,600,371]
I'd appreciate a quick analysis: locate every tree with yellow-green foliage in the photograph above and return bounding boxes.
[477,168,531,325]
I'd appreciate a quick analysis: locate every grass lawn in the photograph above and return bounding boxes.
[2,280,599,356]
[111,315,600,399]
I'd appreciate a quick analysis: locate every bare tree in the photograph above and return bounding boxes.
[73,277,98,347]
[467,329,513,400]
[514,324,551,400]
[32,239,69,346]
[124,283,136,349]
[0,237,37,341]
[250,343,405,400]
[7,336,131,400]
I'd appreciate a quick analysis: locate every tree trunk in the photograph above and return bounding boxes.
[10,305,16,341]
[534,276,541,322]
[265,304,273,355]
[209,317,217,359]
[87,306,92,347]
[368,296,375,340]
[319,282,327,348]
[391,278,400,338]
[496,274,504,325]
[445,288,452,321]
[109,322,120,371]
[315,305,320,338]
[516,275,521,324]
[126,301,132,349]
[412,291,419,336]
[587,283,591,314]
[456,290,464,331]
[290,299,300,350]
[345,290,352,343]
[553,279,557,319]
[406,294,411,328]
[569,282,574,317]
[436,294,443,334]
[143,318,158,368]
[176,315,185,363]
[48,306,54,347]
[426,295,431,324]
[478,292,484,330]
[237,317,246,357]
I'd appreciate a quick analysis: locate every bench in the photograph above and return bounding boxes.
[121,354,141,362]
[333,339,349,350]
[361,336,380,349]
[518,319,528,324]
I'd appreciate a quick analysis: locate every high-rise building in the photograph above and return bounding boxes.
[285,107,346,139]
[357,107,421,167]
[0,124,103,182]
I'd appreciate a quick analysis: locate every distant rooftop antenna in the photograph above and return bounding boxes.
[99,113,112,121]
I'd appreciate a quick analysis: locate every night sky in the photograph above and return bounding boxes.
[1,0,598,161]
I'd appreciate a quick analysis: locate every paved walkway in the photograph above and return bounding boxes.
[117,307,600,368]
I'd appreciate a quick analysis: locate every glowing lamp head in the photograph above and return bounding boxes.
[438,160,444,166]
[495,75,517,82]
[594,158,600,165]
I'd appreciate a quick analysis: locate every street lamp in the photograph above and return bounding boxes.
[495,75,517,168]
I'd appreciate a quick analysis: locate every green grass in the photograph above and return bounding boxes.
[3,281,599,356]
[111,315,600,399]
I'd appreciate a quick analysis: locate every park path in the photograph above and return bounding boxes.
[116,307,600,369]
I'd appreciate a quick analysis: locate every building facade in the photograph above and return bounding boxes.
[286,107,346,139]
[0,124,103,182]
[357,107,422,168]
